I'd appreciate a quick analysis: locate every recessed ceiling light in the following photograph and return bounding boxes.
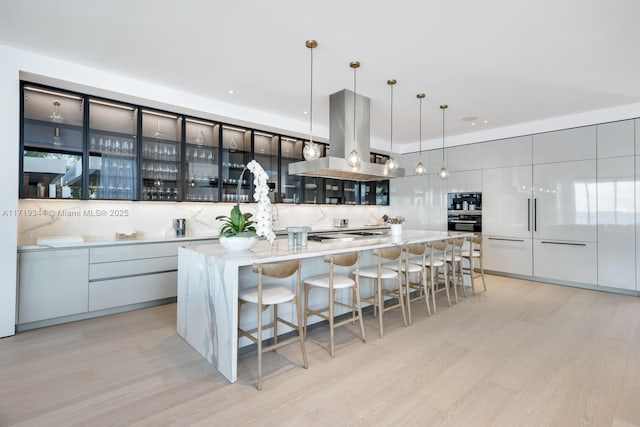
[484,120,488,124]
[471,122,476,126]
[461,116,478,122]
[228,89,235,94]
[303,111,308,115]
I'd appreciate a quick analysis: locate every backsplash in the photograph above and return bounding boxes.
[17,199,388,246]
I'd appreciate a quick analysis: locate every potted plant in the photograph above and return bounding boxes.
[215,160,276,251]
[215,205,259,251]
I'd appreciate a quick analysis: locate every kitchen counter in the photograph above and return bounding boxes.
[17,225,390,251]
[177,229,471,383]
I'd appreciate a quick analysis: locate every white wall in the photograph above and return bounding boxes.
[0,47,20,338]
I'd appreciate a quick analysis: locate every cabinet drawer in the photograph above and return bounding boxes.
[89,256,177,280]
[483,236,532,276]
[89,271,177,311]
[90,242,184,263]
[533,239,597,285]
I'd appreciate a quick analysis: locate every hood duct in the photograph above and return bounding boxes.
[288,89,405,181]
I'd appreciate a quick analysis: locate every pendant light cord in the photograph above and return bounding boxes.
[309,46,313,143]
[442,106,445,162]
[353,65,356,143]
[419,97,422,159]
[390,84,394,154]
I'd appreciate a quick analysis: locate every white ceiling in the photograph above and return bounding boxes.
[2,0,640,152]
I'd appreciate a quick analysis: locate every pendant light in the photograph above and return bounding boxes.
[302,40,321,161]
[437,104,449,180]
[346,61,362,168]
[384,79,399,171]
[414,93,426,175]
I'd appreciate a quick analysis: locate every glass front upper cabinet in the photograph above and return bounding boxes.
[184,118,220,202]
[141,110,182,201]
[88,99,138,200]
[221,125,252,202]
[22,85,85,199]
[280,137,303,203]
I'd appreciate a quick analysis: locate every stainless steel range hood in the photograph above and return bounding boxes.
[288,89,405,181]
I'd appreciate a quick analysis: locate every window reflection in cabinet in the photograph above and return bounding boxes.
[88,99,138,200]
[185,118,220,202]
[280,137,303,203]
[221,125,251,202]
[22,85,84,199]
[141,110,182,201]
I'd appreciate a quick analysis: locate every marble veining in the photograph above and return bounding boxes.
[177,229,472,382]
[17,199,388,246]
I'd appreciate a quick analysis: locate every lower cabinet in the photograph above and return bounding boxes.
[533,240,597,285]
[18,249,89,323]
[483,236,532,276]
[89,271,177,311]
[17,240,200,328]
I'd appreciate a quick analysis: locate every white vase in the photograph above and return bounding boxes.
[219,236,258,252]
[390,224,402,236]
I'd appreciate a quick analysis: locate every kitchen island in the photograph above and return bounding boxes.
[177,229,471,382]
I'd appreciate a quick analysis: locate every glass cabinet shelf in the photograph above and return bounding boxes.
[141,110,182,201]
[88,99,138,200]
[20,82,389,205]
[184,118,220,202]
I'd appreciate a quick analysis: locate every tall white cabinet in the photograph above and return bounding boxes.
[596,120,635,290]
[482,136,533,276]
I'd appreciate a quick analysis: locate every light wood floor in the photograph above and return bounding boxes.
[2,275,640,427]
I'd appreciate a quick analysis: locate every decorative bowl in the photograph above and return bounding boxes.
[219,235,258,252]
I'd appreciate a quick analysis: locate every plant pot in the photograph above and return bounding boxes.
[219,235,258,252]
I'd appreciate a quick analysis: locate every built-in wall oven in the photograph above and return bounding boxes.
[447,192,482,232]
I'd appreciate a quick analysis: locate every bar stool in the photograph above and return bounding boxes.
[442,238,467,303]
[238,259,308,390]
[303,252,366,357]
[385,244,431,325]
[462,235,487,295]
[356,247,408,338]
[424,241,450,314]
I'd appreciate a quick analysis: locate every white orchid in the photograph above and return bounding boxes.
[246,160,276,244]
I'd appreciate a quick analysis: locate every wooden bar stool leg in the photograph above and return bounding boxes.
[397,271,408,327]
[303,285,311,340]
[443,264,451,307]
[378,276,384,338]
[273,304,278,348]
[329,288,336,357]
[405,267,412,325]
[295,295,308,370]
[355,280,366,343]
[257,301,263,390]
[423,268,431,317]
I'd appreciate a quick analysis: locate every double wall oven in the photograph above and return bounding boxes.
[447,192,482,233]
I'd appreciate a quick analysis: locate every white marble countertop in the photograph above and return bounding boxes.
[17,225,391,251]
[182,229,473,267]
